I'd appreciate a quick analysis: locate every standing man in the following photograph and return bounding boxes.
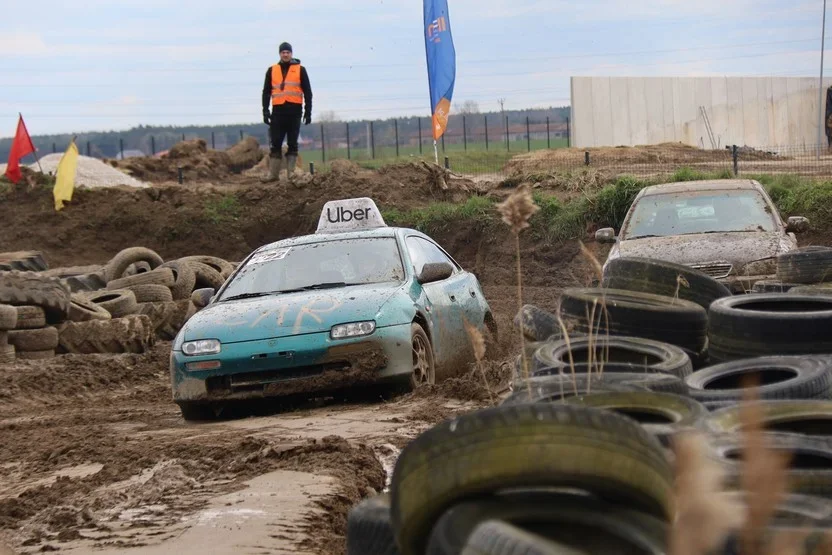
[261,42,312,181]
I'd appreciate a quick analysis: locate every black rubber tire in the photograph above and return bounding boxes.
[159,260,197,300]
[708,294,832,362]
[0,251,48,272]
[684,356,832,403]
[0,344,15,363]
[789,284,832,297]
[518,370,690,397]
[389,404,673,555]
[559,287,708,356]
[460,520,583,555]
[0,331,6,347]
[722,492,832,527]
[601,256,731,310]
[514,304,563,342]
[85,290,139,318]
[68,294,112,322]
[57,314,154,354]
[106,267,175,290]
[533,336,693,379]
[136,300,192,340]
[17,349,55,360]
[427,491,667,555]
[14,305,45,329]
[177,402,219,421]
[104,247,164,282]
[710,432,832,498]
[125,284,173,303]
[504,375,646,405]
[752,280,799,294]
[189,262,226,290]
[706,400,832,437]
[564,391,708,443]
[347,494,399,555]
[777,246,832,284]
[8,326,59,352]
[0,271,71,324]
[0,305,16,331]
[40,265,106,293]
[179,255,235,279]
[512,341,548,379]
[123,261,151,276]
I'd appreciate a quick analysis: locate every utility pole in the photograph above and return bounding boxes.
[819,0,828,158]
[498,98,505,114]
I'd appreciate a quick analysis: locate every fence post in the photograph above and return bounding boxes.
[177,166,183,184]
[182,133,185,142]
[239,130,243,141]
[120,138,124,160]
[444,156,449,170]
[546,117,551,149]
[52,142,56,154]
[484,115,489,151]
[732,145,739,176]
[370,122,375,159]
[345,123,351,160]
[310,162,315,175]
[86,141,91,157]
[321,124,326,163]
[395,119,400,157]
[566,117,571,148]
[151,136,156,155]
[418,118,423,155]
[526,116,531,152]
[211,131,215,149]
[463,116,467,151]
[505,116,509,152]
[585,151,590,166]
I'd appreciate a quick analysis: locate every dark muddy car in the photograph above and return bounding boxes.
[596,179,809,293]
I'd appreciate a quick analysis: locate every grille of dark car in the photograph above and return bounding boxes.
[689,262,733,279]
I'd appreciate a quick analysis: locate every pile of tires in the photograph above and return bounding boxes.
[0,247,237,362]
[346,255,832,554]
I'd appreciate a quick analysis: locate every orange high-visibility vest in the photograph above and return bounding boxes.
[271,63,304,106]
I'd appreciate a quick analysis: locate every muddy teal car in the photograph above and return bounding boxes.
[170,198,495,420]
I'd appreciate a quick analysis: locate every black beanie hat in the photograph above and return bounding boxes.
[279,42,292,53]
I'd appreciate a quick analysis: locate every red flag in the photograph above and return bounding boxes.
[5,115,36,184]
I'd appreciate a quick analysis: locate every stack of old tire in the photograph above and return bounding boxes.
[346,254,832,554]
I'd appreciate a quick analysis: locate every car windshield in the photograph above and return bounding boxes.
[622,190,777,239]
[218,237,405,301]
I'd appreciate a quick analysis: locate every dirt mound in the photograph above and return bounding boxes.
[329,159,362,175]
[111,138,264,182]
[504,142,782,174]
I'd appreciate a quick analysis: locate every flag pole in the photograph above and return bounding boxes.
[20,113,44,174]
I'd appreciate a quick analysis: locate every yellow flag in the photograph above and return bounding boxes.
[54,140,79,211]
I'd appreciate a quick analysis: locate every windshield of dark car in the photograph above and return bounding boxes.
[218,237,405,300]
[622,190,777,239]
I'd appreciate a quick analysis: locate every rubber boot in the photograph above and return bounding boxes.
[286,154,297,180]
[260,155,281,183]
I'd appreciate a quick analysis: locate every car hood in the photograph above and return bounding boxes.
[183,282,405,343]
[617,232,784,270]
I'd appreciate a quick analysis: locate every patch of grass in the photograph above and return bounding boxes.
[382,195,496,235]
[203,194,241,224]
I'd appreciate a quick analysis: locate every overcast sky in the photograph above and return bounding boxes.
[0,0,827,137]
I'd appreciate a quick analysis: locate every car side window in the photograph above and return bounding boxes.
[407,237,458,275]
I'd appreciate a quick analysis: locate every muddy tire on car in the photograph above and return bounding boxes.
[708,294,832,361]
[559,288,708,358]
[410,323,435,389]
[389,404,673,555]
[777,246,832,284]
[601,256,731,310]
[684,356,832,402]
[347,494,398,555]
[57,314,154,354]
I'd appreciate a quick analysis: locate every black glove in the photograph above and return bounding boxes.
[263,111,270,125]
[304,113,311,125]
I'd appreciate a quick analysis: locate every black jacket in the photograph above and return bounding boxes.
[262,58,312,117]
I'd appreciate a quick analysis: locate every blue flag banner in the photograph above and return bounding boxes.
[423,0,456,141]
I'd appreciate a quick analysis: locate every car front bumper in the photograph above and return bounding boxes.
[718,273,778,294]
[170,323,413,403]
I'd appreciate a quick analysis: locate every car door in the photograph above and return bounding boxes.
[406,236,474,374]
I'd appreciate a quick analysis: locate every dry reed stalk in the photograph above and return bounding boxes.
[496,184,540,397]
[463,318,495,406]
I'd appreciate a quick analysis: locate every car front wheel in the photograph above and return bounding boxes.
[177,402,219,422]
[410,323,436,389]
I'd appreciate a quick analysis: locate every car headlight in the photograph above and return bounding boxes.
[182,339,222,356]
[330,321,376,340]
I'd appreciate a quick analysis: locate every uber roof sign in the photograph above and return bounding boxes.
[316,197,387,234]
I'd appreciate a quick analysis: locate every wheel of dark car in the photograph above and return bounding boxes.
[411,323,435,389]
[178,402,219,422]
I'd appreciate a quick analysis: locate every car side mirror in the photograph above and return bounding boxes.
[191,287,216,308]
[417,262,454,284]
[595,227,616,244]
[786,216,809,233]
